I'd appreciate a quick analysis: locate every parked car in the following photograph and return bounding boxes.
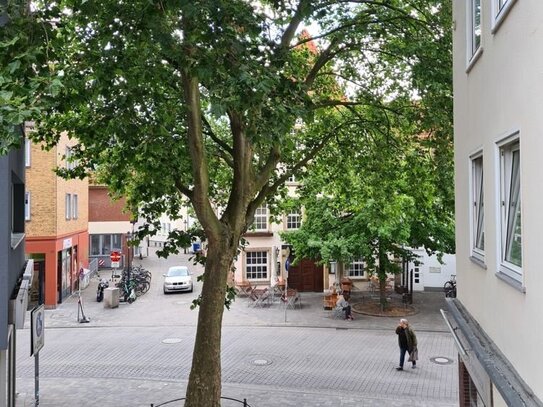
[163,266,193,294]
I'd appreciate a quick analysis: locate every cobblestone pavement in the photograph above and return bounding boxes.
[15,250,458,406]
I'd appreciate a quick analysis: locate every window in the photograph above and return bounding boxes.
[25,191,31,221]
[251,205,268,231]
[468,0,482,59]
[286,208,301,230]
[245,251,268,280]
[471,154,485,260]
[499,137,521,276]
[25,138,31,167]
[491,0,518,31]
[347,259,365,277]
[65,193,72,220]
[90,234,122,255]
[72,194,78,219]
[65,146,76,170]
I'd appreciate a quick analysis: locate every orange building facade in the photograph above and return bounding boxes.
[25,126,89,308]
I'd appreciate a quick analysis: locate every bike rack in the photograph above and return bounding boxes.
[151,396,252,407]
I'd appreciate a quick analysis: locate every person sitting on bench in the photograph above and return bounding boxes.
[336,292,354,320]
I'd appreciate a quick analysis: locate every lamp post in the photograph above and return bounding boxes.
[183,218,189,254]
[127,220,136,283]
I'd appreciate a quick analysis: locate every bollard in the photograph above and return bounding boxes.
[104,287,120,308]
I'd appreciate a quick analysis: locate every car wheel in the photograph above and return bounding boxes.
[163,288,167,294]
[189,286,193,293]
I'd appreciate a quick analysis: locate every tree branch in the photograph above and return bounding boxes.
[174,178,194,200]
[304,37,340,88]
[279,0,310,50]
[201,115,234,167]
[255,143,281,192]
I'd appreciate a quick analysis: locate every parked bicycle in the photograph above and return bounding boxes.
[443,274,457,298]
[115,265,152,303]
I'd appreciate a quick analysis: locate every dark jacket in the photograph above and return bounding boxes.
[396,326,417,351]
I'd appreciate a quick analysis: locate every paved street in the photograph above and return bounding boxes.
[14,250,458,406]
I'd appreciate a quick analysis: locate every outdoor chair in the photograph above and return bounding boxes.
[282,289,301,310]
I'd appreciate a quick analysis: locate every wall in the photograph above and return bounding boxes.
[88,186,131,222]
[0,143,26,350]
[453,0,543,400]
[25,138,57,237]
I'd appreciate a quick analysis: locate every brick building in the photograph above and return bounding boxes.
[88,185,141,269]
[25,126,89,308]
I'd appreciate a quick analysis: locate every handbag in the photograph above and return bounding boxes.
[408,348,418,362]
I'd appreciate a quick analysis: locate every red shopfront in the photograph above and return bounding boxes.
[26,230,89,308]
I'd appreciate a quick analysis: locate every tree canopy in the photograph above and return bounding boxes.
[6,0,453,404]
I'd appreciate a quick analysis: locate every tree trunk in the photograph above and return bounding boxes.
[378,245,389,311]
[184,236,235,407]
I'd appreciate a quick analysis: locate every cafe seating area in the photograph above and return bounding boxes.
[234,280,302,309]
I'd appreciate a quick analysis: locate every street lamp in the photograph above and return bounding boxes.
[183,218,189,254]
[275,247,281,276]
[127,220,136,283]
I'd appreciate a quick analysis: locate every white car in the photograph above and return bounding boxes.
[163,266,193,294]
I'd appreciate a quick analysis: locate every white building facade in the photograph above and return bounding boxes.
[446,0,543,405]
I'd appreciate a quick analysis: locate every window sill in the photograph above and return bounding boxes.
[243,231,273,237]
[495,271,525,293]
[466,47,484,74]
[491,0,518,34]
[469,255,487,269]
[11,233,25,249]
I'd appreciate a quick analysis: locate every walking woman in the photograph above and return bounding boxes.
[395,318,418,370]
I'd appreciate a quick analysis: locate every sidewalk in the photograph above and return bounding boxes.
[15,252,456,407]
[39,252,450,333]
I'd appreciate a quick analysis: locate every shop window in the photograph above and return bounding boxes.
[90,234,122,256]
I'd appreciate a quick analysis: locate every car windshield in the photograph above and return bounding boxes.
[168,268,189,277]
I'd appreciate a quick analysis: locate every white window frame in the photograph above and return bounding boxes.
[251,205,268,231]
[72,194,78,220]
[286,208,301,230]
[346,259,365,278]
[25,138,31,167]
[65,193,72,220]
[491,0,518,33]
[466,0,483,70]
[497,133,522,280]
[470,152,485,262]
[25,191,31,221]
[245,250,268,280]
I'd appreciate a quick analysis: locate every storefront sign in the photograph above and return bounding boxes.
[63,238,72,249]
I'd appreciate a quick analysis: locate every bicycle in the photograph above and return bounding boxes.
[443,274,456,298]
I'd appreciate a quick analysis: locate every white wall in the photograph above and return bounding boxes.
[453,0,543,400]
[409,249,456,290]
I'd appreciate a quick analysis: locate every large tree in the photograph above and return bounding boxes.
[281,109,455,308]
[24,0,451,405]
[0,1,61,153]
